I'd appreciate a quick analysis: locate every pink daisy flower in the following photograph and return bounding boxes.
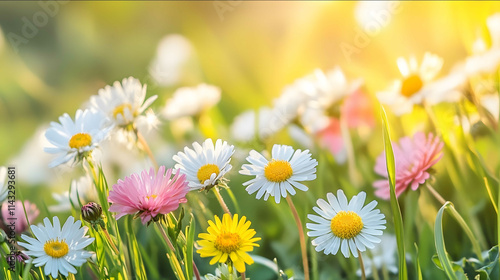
[108,166,189,224]
[373,132,443,199]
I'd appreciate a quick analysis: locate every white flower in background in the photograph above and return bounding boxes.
[88,77,158,128]
[300,105,331,134]
[377,52,444,115]
[49,176,96,213]
[271,83,310,127]
[0,167,7,202]
[356,234,398,277]
[230,107,278,142]
[421,66,467,105]
[149,34,193,87]
[19,216,95,278]
[305,67,360,106]
[240,144,317,203]
[466,13,500,75]
[306,190,386,258]
[162,84,221,120]
[299,68,363,133]
[44,109,112,168]
[173,139,234,191]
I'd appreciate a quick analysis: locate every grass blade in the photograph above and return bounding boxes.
[380,105,408,280]
[184,214,195,280]
[434,202,460,280]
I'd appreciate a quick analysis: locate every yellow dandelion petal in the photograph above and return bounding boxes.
[236,250,254,265]
[232,257,246,273]
[219,253,229,263]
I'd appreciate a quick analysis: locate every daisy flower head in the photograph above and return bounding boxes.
[18,216,95,278]
[108,166,189,225]
[44,109,112,168]
[306,190,386,258]
[377,52,443,115]
[197,213,261,273]
[373,132,444,199]
[173,139,234,191]
[239,144,318,203]
[88,76,158,128]
[162,84,221,120]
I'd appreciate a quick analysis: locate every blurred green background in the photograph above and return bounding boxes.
[1,1,500,163]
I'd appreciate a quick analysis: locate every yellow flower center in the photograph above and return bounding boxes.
[401,74,423,97]
[68,133,92,149]
[112,103,133,119]
[330,211,364,239]
[43,239,69,258]
[197,164,220,183]
[264,160,293,182]
[214,232,241,254]
[146,194,158,200]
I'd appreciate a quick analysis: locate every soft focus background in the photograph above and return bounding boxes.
[2,1,500,161]
[1,1,500,279]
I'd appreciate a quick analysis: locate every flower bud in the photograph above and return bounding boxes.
[81,202,104,230]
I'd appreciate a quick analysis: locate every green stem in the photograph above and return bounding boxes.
[101,228,119,255]
[425,183,446,206]
[286,196,309,280]
[358,249,366,280]
[156,223,186,280]
[213,186,232,215]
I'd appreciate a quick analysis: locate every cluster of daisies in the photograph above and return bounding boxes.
[20,12,500,280]
[4,60,449,278]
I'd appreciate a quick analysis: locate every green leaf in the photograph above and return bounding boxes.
[125,216,147,280]
[380,105,408,280]
[184,214,196,280]
[415,244,423,280]
[434,202,467,280]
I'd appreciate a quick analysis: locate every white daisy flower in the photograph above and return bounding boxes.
[299,68,363,134]
[162,84,221,120]
[173,139,234,191]
[88,76,158,128]
[377,52,443,115]
[239,144,318,203]
[44,109,112,168]
[18,216,95,278]
[306,190,386,258]
[0,166,7,203]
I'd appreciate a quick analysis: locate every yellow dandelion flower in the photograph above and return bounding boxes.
[197,214,261,273]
